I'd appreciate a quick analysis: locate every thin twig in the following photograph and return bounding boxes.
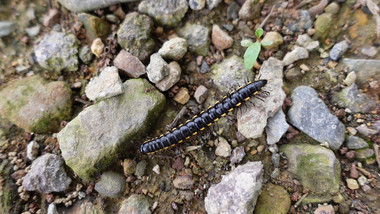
[296,0,313,9]
[374,144,380,170]
[308,0,328,18]
[259,6,275,29]
[294,193,308,208]
[166,106,187,130]
[357,167,375,178]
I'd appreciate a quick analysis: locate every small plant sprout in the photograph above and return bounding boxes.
[241,28,273,70]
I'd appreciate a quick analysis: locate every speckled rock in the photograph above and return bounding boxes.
[314,205,335,214]
[261,31,283,50]
[27,141,39,160]
[79,45,94,64]
[47,203,58,214]
[211,24,233,51]
[238,57,285,139]
[138,0,188,27]
[95,171,126,198]
[346,136,369,150]
[332,83,376,113]
[155,61,181,91]
[78,13,111,42]
[189,0,205,10]
[356,123,380,136]
[205,161,263,214]
[282,46,309,66]
[135,160,148,178]
[280,144,341,203]
[158,37,188,60]
[346,178,359,190]
[238,0,261,21]
[146,53,169,83]
[194,85,208,104]
[215,137,232,157]
[117,12,154,61]
[288,86,345,150]
[255,184,291,214]
[314,13,332,39]
[288,10,312,32]
[173,87,190,104]
[0,76,72,133]
[173,175,194,190]
[57,0,137,12]
[177,23,210,56]
[119,194,151,214]
[34,31,79,73]
[329,41,349,61]
[296,34,319,51]
[22,154,71,193]
[230,146,245,165]
[113,50,146,78]
[91,38,104,58]
[57,79,165,180]
[265,108,289,145]
[85,66,124,101]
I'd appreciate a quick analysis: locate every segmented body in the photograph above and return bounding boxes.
[139,79,268,155]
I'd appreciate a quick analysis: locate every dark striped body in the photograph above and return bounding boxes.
[139,79,268,154]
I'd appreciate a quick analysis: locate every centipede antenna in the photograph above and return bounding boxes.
[167,106,187,131]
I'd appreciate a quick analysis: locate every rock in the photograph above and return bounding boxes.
[152,165,160,174]
[189,0,205,10]
[272,153,280,168]
[119,194,151,214]
[173,88,190,104]
[173,175,194,190]
[207,0,222,10]
[26,141,39,160]
[238,0,260,20]
[230,146,245,165]
[357,175,367,186]
[314,13,332,39]
[227,2,240,20]
[332,83,376,113]
[325,2,340,15]
[200,60,210,73]
[47,203,58,214]
[282,46,309,66]
[85,66,124,101]
[314,205,335,214]
[113,50,146,78]
[156,61,181,91]
[177,23,210,56]
[91,38,104,58]
[205,161,263,214]
[78,13,111,42]
[288,10,312,32]
[346,178,359,190]
[261,31,283,50]
[355,148,375,161]
[215,137,232,157]
[255,184,291,214]
[117,12,154,61]
[0,76,72,133]
[122,159,136,176]
[57,0,136,12]
[94,171,126,198]
[194,85,208,104]
[57,79,165,180]
[296,34,319,51]
[135,160,148,178]
[158,37,188,60]
[346,136,368,150]
[356,123,379,136]
[237,57,285,139]
[34,31,79,72]
[146,53,169,83]
[79,45,94,64]
[343,71,356,86]
[25,25,41,37]
[63,198,105,214]
[285,67,303,80]
[0,21,15,37]
[288,86,345,150]
[22,154,71,193]
[212,24,233,51]
[361,46,377,57]
[43,8,61,27]
[280,144,341,203]
[138,0,188,27]
[329,41,349,61]
[342,59,380,87]
[265,109,289,145]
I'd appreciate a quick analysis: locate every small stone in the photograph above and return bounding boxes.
[173,88,190,104]
[346,178,359,190]
[346,136,368,150]
[94,171,126,198]
[215,137,232,157]
[227,2,240,20]
[356,124,379,136]
[362,184,371,192]
[211,24,233,51]
[0,21,15,37]
[324,2,340,15]
[350,163,358,178]
[285,67,303,80]
[332,193,344,203]
[152,165,160,174]
[135,160,148,178]
[158,37,188,60]
[238,0,260,20]
[27,141,39,160]
[314,205,335,214]
[91,38,104,58]
[329,41,349,61]
[257,145,265,153]
[361,46,377,57]
[85,66,124,101]
[173,175,194,190]
[78,13,111,42]
[79,45,94,64]
[357,175,367,186]
[113,50,146,78]
[355,148,375,161]
[189,0,206,10]
[261,32,283,50]
[194,85,208,104]
[47,203,58,214]
[271,153,280,168]
[43,8,60,27]
[155,61,181,91]
[343,71,356,86]
[119,194,151,214]
[282,46,309,66]
[200,61,210,74]
[314,13,332,39]
[207,0,222,10]
[146,53,169,83]
[25,25,41,37]
[347,127,357,136]
[177,23,210,56]
[123,159,136,176]
[299,64,310,72]
[230,146,245,165]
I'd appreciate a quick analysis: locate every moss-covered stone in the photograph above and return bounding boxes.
[314,13,333,39]
[255,184,291,214]
[78,13,111,42]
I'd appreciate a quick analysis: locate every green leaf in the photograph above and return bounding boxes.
[261,41,273,46]
[255,28,264,39]
[241,39,254,47]
[244,42,261,70]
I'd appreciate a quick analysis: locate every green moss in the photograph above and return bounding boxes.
[255,184,291,214]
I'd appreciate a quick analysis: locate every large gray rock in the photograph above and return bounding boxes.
[34,31,79,73]
[22,154,71,193]
[237,57,286,139]
[288,86,345,150]
[204,161,263,214]
[265,108,289,145]
[117,12,154,61]
[280,144,341,203]
[146,53,169,83]
[95,171,126,198]
[57,0,137,12]
[138,0,188,27]
[177,23,210,56]
[0,76,72,133]
[57,79,165,180]
[119,194,151,214]
[342,58,380,87]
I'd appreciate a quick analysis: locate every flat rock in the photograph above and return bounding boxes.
[57,79,165,180]
[255,184,291,214]
[119,194,151,214]
[0,76,72,133]
[342,58,380,87]
[113,50,146,78]
[282,46,309,66]
[155,61,181,91]
[211,24,233,51]
[177,23,210,56]
[204,161,263,214]
[296,34,319,51]
[95,171,126,198]
[158,37,188,60]
[22,153,71,193]
[265,108,289,145]
[288,86,345,150]
[261,31,283,50]
[346,136,368,150]
[34,31,79,73]
[57,0,136,12]
[85,66,124,101]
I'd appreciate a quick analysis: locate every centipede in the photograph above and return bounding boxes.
[139,79,268,155]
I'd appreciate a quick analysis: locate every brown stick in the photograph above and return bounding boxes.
[357,167,375,178]
[308,0,328,18]
[259,6,275,29]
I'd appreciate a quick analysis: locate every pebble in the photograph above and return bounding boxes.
[135,160,148,178]
[177,23,210,56]
[189,0,206,10]
[343,71,356,86]
[118,194,151,214]
[173,87,190,104]
[152,164,160,174]
[346,136,368,150]
[356,124,379,136]
[91,38,104,58]
[158,37,188,60]
[122,159,136,176]
[314,205,335,214]
[346,178,359,190]
[194,85,208,104]
[347,127,357,136]
[271,168,280,179]
[362,184,371,192]
[156,61,181,91]
[43,8,60,27]
[79,45,93,64]
[207,0,222,10]
[350,163,358,178]
[200,61,210,74]
[230,146,245,165]
[329,40,349,61]
[271,153,280,168]
[25,25,41,37]
[173,175,194,190]
[47,203,58,214]
[0,21,15,37]
[215,137,232,157]
[227,2,240,20]
[361,46,377,57]
[113,50,146,78]
[288,10,313,32]
[211,24,233,51]
[94,171,126,198]
[282,46,309,66]
[357,175,367,186]
[257,145,265,153]
[26,141,39,160]
[146,53,169,83]
[261,31,284,50]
